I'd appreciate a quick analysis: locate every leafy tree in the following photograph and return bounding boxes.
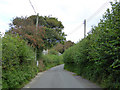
[64,40,75,50]
[54,40,75,54]
[54,43,64,53]
[7,17,45,49]
[7,15,66,49]
[28,15,66,48]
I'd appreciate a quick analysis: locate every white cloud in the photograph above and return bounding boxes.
[0,0,114,42]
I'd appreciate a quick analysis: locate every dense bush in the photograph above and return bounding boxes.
[54,41,75,54]
[2,34,38,88]
[41,49,63,69]
[48,49,59,55]
[2,34,64,88]
[63,2,120,89]
[0,33,2,89]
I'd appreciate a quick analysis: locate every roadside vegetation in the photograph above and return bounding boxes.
[63,1,120,89]
[2,34,38,88]
[2,16,66,88]
[0,33,2,89]
[41,49,63,70]
[2,1,120,89]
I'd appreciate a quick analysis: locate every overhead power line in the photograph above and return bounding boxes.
[67,0,110,36]
[28,0,39,66]
[29,0,36,14]
[87,0,110,22]
[67,22,83,36]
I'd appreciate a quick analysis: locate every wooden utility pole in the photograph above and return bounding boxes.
[35,13,39,67]
[29,0,39,67]
[84,19,86,38]
[36,13,39,31]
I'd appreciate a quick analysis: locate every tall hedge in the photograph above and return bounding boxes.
[2,34,64,88]
[63,1,120,89]
[41,49,63,69]
[0,33,2,89]
[2,34,38,88]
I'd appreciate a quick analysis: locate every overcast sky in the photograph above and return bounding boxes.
[0,0,117,43]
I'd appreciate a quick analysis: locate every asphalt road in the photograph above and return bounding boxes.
[23,64,101,88]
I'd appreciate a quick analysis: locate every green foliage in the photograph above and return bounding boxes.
[54,43,64,53]
[45,17,64,29]
[28,15,64,29]
[2,34,63,88]
[41,49,63,69]
[0,32,2,61]
[48,49,59,55]
[2,34,38,88]
[54,40,75,54]
[63,1,120,89]
[8,15,66,49]
[42,54,63,69]
[3,14,66,88]
[0,32,2,62]
[0,32,2,89]
[7,16,45,49]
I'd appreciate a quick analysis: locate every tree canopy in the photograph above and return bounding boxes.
[54,40,75,54]
[7,15,66,49]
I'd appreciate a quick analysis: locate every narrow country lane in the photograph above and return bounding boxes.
[23,64,101,88]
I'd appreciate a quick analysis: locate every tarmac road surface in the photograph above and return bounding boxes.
[23,64,101,88]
